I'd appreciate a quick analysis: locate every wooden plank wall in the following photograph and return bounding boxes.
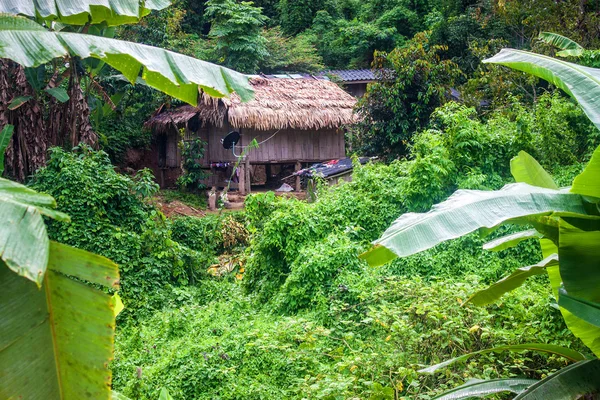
[199,124,346,164]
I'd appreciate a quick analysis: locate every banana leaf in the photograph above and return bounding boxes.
[0,241,120,399]
[571,145,600,198]
[433,378,538,399]
[510,150,558,189]
[467,254,558,306]
[419,343,585,374]
[0,124,14,174]
[482,229,542,252]
[484,49,600,131]
[0,15,253,106]
[559,287,600,328]
[538,32,584,57]
[0,177,69,285]
[361,183,588,267]
[514,360,600,399]
[0,0,171,26]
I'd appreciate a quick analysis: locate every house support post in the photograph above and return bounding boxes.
[245,156,251,194]
[295,161,302,192]
[239,157,247,195]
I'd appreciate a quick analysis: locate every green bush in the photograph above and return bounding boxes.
[29,146,207,315]
[112,273,579,399]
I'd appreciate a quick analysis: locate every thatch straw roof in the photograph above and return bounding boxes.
[146,77,357,132]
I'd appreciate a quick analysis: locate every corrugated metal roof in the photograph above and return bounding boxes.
[326,69,377,82]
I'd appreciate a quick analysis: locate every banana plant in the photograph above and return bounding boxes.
[0,0,253,181]
[362,48,600,396]
[0,176,122,399]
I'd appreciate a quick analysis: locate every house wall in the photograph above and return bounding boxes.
[344,82,369,98]
[153,122,346,189]
[202,123,345,164]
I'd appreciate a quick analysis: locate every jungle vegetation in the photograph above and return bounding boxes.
[1,0,600,399]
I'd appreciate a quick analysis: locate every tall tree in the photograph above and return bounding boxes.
[204,0,269,73]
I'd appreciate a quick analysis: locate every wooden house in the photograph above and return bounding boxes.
[326,69,378,98]
[144,76,357,192]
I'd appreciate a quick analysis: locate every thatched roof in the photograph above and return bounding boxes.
[146,77,357,132]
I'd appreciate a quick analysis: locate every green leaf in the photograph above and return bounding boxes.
[44,86,69,103]
[361,183,588,267]
[0,178,69,285]
[112,391,132,400]
[0,0,171,26]
[558,218,600,304]
[571,145,600,198]
[0,15,254,106]
[538,32,584,57]
[547,264,600,357]
[24,65,45,91]
[419,343,585,374]
[484,49,600,131]
[0,124,14,174]
[514,360,600,399]
[159,387,174,400]
[559,287,600,328]
[8,95,32,110]
[482,229,543,252]
[510,150,558,189]
[0,242,119,399]
[433,378,538,399]
[467,254,558,306]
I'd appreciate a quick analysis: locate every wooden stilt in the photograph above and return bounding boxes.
[245,157,251,194]
[295,161,302,192]
[239,159,246,195]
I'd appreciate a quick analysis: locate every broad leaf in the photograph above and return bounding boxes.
[159,388,175,400]
[558,218,600,304]
[433,378,538,399]
[482,229,543,252]
[538,32,584,57]
[467,254,558,306]
[0,178,69,285]
[0,124,14,174]
[419,343,585,374]
[0,15,253,106]
[510,150,558,189]
[0,242,120,399]
[7,95,32,110]
[484,49,600,131]
[45,87,69,103]
[547,264,600,357]
[559,287,600,328]
[0,0,171,26]
[571,145,600,198]
[514,360,600,399]
[361,183,588,267]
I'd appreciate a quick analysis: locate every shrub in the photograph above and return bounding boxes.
[29,146,207,315]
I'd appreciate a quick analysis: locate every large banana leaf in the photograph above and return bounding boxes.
[510,151,558,189]
[559,287,600,327]
[0,241,120,400]
[571,145,600,198]
[0,0,170,26]
[538,32,584,58]
[0,177,69,285]
[419,343,585,374]
[482,229,542,252]
[484,49,600,131]
[0,15,253,105]
[432,378,538,400]
[360,183,589,267]
[547,264,600,357]
[467,254,558,306]
[514,360,600,399]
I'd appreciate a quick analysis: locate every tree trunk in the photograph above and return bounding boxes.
[0,59,96,181]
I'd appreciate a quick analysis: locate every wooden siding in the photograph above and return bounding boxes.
[196,124,345,164]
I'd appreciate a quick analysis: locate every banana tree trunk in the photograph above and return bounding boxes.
[0,59,95,181]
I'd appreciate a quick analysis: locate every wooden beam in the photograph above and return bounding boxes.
[295,161,302,192]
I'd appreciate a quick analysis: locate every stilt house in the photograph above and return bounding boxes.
[144,76,357,192]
